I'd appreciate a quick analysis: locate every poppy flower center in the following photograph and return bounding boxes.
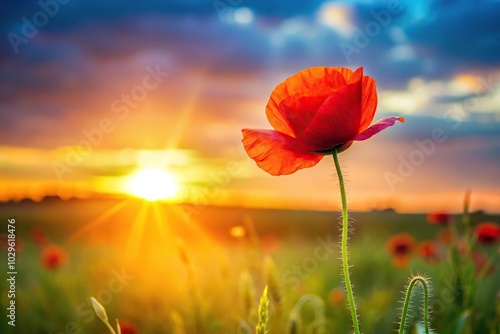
[395,244,410,254]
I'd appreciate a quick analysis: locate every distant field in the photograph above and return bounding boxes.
[0,199,498,333]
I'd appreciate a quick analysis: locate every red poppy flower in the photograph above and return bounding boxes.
[242,67,404,175]
[426,212,452,225]
[386,233,416,268]
[41,244,67,270]
[119,320,138,334]
[329,287,345,305]
[387,233,416,256]
[417,241,440,262]
[474,222,500,245]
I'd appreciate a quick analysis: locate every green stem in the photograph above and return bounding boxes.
[398,276,430,334]
[332,149,360,334]
[104,321,117,334]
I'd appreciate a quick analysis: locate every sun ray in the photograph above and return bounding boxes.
[152,201,169,244]
[68,199,132,241]
[164,70,206,151]
[126,200,150,261]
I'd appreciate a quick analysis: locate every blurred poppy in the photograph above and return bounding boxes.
[119,320,138,334]
[242,67,404,175]
[260,233,280,254]
[41,244,67,270]
[386,233,416,268]
[329,287,345,305]
[417,241,440,262]
[427,212,452,225]
[474,222,500,245]
[31,227,48,247]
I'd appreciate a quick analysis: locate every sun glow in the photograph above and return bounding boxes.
[124,168,179,201]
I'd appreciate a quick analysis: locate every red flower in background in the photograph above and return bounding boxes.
[41,245,67,270]
[427,212,452,225]
[417,241,440,262]
[328,287,345,305]
[242,67,404,175]
[386,233,416,268]
[474,222,500,245]
[119,320,138,334]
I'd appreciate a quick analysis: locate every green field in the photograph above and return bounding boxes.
[0,199,498,333]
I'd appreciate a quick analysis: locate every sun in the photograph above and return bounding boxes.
[124,168,179,201]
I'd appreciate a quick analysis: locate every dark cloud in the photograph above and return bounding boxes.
[1,0,500,151]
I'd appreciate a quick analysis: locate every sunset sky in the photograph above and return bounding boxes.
[1,0,499,212]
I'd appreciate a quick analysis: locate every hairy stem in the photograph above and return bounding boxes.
[398,275,430,334]
[332,149,360,334]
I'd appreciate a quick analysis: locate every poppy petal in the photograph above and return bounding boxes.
[266,68,347,137]
[359,75,378,131]
[280,93,332,138]
[353,116,405,141]
[346,67,363,84]
[242,129,323,175]
[301,78,363,151]
[346,68,378,131]
[332,67,354,81]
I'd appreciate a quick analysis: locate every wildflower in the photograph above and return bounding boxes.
[329,287,345,305]
[474,222,500,245]
[242,67,404,175]
[386,233,416,268]
[41,244,67,270]
[417,241,440,262]
[119,320,138,334]
[426,212,452,225]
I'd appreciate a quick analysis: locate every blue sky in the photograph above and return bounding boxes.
[0,0,499,211]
